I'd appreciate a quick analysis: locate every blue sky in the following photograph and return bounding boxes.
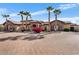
[0,3,79,24]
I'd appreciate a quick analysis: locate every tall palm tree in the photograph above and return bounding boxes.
[47,6,54,32]
[53,9,61,20]
[53,9,61,31]
[24,11,29,20]
[18,11,25,30]
[23,11,32,30]
[2,14,10,31]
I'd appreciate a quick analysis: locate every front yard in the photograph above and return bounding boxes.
[0,32,79,54]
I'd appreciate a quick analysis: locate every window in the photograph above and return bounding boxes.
[32,24,36,27]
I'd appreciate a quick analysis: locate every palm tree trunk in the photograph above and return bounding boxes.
[48,11,51,32]
[55,14,58,31]
[55,14,57,20]
[6,18,8,31]
[26,16,28,30]
[21,15,24,30]
[30,15,32,20]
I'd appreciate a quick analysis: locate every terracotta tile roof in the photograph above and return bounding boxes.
[9,20,22,24]
[3,19,78,26]
[3,20,22,25]
[21,20,34,22]
[51,20,65,24]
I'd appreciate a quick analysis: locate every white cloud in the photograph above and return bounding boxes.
[10,13,18,17]
[31,9,54,16]
[58,4,78,10]
[31,9,47,16]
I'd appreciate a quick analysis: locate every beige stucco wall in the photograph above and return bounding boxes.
[4,21,15,31]
[74,26,79,31]
[51,21,64,31]
[64,24,71,29]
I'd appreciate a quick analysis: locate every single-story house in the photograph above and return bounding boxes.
[3,20,79,32]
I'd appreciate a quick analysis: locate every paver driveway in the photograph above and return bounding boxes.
[0,32,79,55]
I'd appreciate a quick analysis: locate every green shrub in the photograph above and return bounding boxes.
[0,25,4,31]
[64,28,70,32]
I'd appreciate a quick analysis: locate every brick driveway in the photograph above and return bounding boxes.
[0,32,79,55]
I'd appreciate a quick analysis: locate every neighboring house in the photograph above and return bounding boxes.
[3,20,79,32]
[64,22,77,31]
[70,24,79,31]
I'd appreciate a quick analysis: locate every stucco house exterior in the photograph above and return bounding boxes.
[3,20,22,31]
[3,20,79,32]
[3,20,42,31]
[51,20,65,31]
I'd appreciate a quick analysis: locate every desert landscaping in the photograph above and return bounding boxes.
[0,32,79,55]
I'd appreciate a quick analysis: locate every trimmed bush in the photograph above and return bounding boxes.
[64,28,70,32]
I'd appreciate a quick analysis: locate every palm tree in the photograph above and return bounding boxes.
[24,11,29,20]
[53,9,61,31]
[23,11,32,30]
[47,6,54,32]
[18,11,25,31]
[2,14,10,21]
[2,14,10,31]
[18,11,24,24]
[53,9,61,20]
[28,12,32,20]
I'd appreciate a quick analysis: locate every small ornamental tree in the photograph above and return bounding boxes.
[32,27,43,33]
